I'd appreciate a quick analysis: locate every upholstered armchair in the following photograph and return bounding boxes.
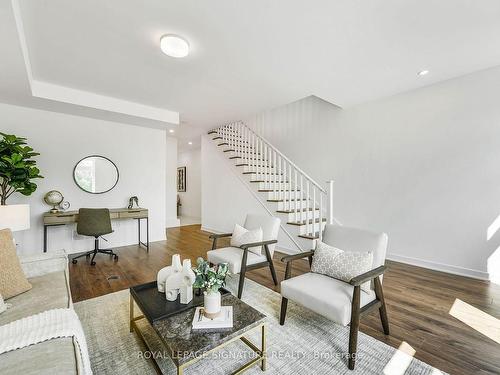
[207,214,280,299]
[279,225,390,370]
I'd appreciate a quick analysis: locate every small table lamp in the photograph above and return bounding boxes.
[0,204,30,231]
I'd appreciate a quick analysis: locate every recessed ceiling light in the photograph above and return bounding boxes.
[188,141,193,145]
[169,129,174,133]
[417,70,429,76]
[160,34,189,58]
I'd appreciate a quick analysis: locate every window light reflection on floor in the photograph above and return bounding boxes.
[449,298,500,344]
[383,341,416,375]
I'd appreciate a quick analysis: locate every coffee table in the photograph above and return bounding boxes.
[129,281,267,375]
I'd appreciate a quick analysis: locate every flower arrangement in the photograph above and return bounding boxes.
[193,257,229,294]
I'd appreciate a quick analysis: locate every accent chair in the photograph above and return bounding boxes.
[207,214,280,299]
[279,224,390,370]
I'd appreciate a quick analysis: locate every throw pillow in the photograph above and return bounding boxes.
[0,228,32,299]
[311,240,373,293]
[230,224,264,255]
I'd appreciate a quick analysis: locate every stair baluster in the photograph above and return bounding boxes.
[294,170,299,223]
[306,181,310,235]
[209,121,333,248]
[312,187,317,238]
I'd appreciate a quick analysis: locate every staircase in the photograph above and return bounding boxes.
[208,121,334,251]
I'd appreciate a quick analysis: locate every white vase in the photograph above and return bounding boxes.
[157,266,173,292]
[203,290,221,319]
[157,254,183,293]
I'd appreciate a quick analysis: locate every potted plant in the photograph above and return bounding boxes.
[193,258,229,318]
[0,132,43,206]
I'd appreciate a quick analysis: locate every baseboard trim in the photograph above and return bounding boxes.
[387,252,489,281]
[166,217,181,228]
[203,226,489,280]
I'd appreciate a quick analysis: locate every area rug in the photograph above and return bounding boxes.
[74,276,445,374]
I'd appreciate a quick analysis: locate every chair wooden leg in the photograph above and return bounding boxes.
[348,285,361,370]
[269,261,278,286]
[280,297,288,325]
[238,250,248,299]
[264,245,278,286]
[374,277,390,335]
[211,238,217,250]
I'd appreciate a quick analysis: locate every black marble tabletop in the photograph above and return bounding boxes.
[151,294,266,366]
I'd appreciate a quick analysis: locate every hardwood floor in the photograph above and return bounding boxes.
[69,224,500,375]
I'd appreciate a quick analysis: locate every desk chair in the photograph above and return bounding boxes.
[71,208,118,266]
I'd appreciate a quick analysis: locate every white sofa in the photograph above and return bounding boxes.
[0,251,89,375]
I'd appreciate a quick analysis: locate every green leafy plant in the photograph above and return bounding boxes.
[193,257,229,294]
[0,132,43,205]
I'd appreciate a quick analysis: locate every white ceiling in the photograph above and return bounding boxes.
[2,0,500,150]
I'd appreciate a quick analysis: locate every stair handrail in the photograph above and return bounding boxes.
[242,124,326,194]
[213,121,335,241]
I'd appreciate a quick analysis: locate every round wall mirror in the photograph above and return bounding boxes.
[73,155,119,194]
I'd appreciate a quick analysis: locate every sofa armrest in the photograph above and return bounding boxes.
[20,251,69,278]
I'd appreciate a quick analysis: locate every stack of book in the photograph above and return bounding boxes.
[192,306,233,330]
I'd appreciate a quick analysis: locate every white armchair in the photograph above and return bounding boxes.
[207,214,280,298]
[279,225,390,370]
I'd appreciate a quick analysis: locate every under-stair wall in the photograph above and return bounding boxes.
[201,117,339,254]
[201,135,301,254]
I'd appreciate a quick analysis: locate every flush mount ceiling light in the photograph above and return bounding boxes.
[160,34,189,58]
[169,129,174,133]
[417,70,429,76]
[188,141,193,145]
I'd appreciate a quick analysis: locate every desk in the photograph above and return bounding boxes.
[43,208,149,253]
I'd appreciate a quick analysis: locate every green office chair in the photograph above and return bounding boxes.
[71,208,118,266]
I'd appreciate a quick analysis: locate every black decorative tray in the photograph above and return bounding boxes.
[130,281,230,323]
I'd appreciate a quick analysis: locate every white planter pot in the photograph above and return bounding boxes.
[203,291,221,319]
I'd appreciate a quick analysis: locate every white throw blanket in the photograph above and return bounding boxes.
[0,308,92,375]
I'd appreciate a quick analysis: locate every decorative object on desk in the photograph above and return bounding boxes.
[43,190,64,213]
[127,196,139,209]
[73,155,119,194]
[0,132,43,205]
[177,166,186,192]
[165,259,196,304]
[157,254,182,293]
[192,306,233,330]
[193,257,229,319]
[59,200,71,211]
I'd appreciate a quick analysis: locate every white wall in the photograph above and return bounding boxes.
[246,66,500,280]
[201,136,299,253]
[166,136,180,228]
[0,102,172,255]
[177,148,201,219]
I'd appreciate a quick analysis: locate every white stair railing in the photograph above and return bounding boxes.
[213,121,335,240]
